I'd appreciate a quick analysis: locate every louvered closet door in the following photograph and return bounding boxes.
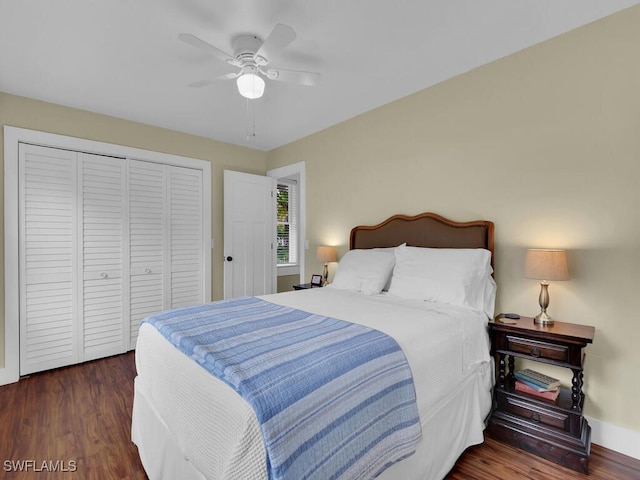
[80,154,127,361]
[128,160,165,347]
[168,165,203,308]
[19,144,78,375]
[127,162,204,345]
[19,145,207,372]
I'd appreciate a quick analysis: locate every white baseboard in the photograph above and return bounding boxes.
[587,416,640,460]
[0,365,20,386]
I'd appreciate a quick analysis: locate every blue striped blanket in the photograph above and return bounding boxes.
[142,296,421,480]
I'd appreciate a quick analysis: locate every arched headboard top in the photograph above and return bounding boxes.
[349,212,494,261]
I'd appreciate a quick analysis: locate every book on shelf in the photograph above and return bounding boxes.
[514,368,561,390]
[513,375,557,393]
[515,380,560,401]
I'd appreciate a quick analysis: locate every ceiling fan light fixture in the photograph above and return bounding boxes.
[236,72,265,99]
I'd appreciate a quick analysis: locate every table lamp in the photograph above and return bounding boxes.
[316,246,337,285]
[524,249,569,325]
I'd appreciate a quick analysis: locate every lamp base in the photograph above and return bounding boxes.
[534,311,554,326]
[534,281,554,325]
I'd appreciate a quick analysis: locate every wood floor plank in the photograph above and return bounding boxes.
[1,352,638,479]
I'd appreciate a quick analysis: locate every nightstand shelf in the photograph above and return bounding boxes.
[292,283,322,290]
[486,316,595,474]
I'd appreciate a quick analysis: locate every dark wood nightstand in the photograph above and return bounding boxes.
[292,283,322,290]
[486,315,595,474]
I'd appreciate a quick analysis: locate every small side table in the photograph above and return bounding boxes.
[486,315,595,473]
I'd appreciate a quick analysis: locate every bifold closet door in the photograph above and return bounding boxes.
[128,160,164,348]
[19,144,79,375]
[127,161,203,347]
[168,165,203,309]
[19,146,127,374]
[19,145,205,374]
[80,154,127,361]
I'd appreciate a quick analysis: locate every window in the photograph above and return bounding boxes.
[268,161,305,283]
[276,179,297,265]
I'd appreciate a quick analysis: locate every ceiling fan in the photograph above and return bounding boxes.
[178,24,320,99]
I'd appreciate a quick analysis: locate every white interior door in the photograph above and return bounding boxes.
[223,170,276,299]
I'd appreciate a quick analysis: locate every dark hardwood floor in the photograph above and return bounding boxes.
[1,352,639,479]
[446,434,640,480]
[0,352,146,480]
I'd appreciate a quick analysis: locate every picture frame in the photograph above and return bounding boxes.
[310,274,323,287]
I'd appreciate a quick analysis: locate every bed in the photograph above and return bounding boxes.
[132,212,496,480]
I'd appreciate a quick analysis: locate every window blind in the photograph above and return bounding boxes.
[276,179,297,265]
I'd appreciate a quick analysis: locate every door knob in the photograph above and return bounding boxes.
[226,256,233,261]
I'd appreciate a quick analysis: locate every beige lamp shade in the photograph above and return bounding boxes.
[524,249,569,281]
[317,246,337,286]
[316,246,337,263]
[524,249,568,325]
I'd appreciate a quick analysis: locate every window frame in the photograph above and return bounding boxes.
[267,162,305,282]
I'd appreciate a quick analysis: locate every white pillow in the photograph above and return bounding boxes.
[372,243,405,291]
[388,245,495,317]
[331,249,396,295]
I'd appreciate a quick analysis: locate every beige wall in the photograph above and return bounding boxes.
[277,274,300,293]
[0,92,267,368]
[267,7,640,434]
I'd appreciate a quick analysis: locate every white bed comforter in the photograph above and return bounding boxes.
[132,287,492,480]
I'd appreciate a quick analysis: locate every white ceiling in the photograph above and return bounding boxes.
[1,1,638,151]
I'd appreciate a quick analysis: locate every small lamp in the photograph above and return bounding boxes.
[316,246,337,285]
[524,249,569,325]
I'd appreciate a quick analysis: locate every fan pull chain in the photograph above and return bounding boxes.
[245,98,256,141]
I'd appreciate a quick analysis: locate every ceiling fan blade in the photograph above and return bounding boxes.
[256,24,296,60]
[178,33,234,63]
[218,71,241,80]
[187,71,241,88]
[266,68,320,87]
[188,79,216,88]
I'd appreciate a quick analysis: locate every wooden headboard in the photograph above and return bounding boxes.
[349,212,494,263]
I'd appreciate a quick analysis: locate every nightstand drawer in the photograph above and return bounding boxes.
[503,394,570,431]
[506,335,568,362]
